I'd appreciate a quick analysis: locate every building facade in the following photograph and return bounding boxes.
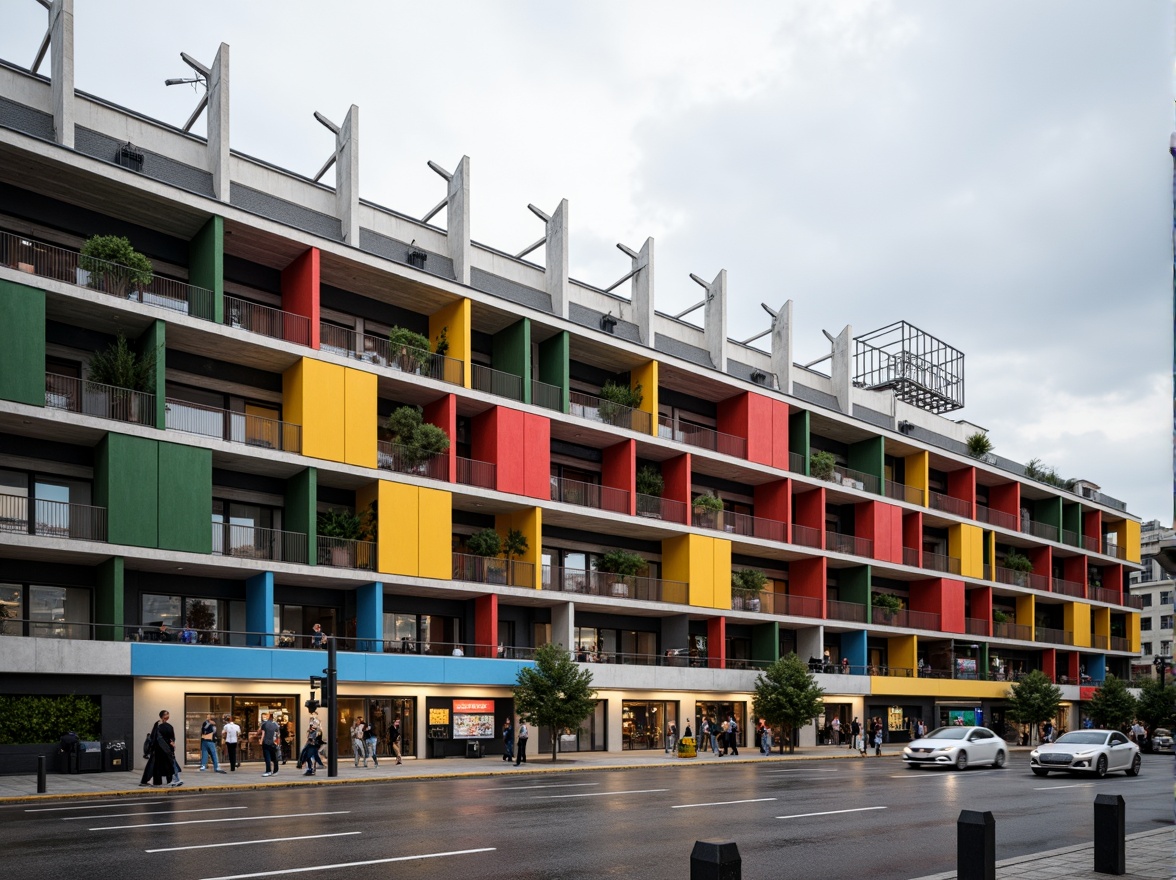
[0,20,1142,768]
[1129,520,1175,678]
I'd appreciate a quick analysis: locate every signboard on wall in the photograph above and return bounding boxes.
[453,699,495,739]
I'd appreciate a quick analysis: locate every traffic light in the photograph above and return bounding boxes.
[305,694,320,713]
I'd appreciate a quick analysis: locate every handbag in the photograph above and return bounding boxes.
[143,722,158,759]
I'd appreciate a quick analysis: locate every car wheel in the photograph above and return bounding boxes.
[1094,755,1107,778]
[954,750,968,770]
[1125,754,1141,777]
[1031,767,1048,777]
[992,750,1006,769]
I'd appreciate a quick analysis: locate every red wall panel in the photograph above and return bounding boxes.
[902,512,922,565]
[790,556,826,620]
[602,439,636,516]
[772,400,791,470]
[424,394,457,483]
[990,482,1020,526]
[474,594,497,658]
[754,479,790,543]
[1040,648,1057,683]
[718,391,776,466]
[1064,652,1080,684]
[947,467,976,518]
[663,453,692,510]
[1062,555,1086,592]
[522,413,551,501]
[794,487,825,549]
[910,577,965,634]
[1083,509,1101,546]
[970,587,993,636]
[472,407,527,495]
[857,500,904,564]
[707,616,726,669]
[281,247,320,349]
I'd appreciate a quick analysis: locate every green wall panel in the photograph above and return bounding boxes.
[537,330,570,413]
[188,215,224,322]
[492,318,531,404]
[1034,496,1063,532]
[1062,503,1082,545]
[95,556,124,641]
[0,280,46,406]
[751,621,779,665]
[840,565,871,606]
[96,433,159,548]
[789,410,811,475]
[848,436,884,495]
[158,441,212,553]
[137,320,167,429]
[285,467,317,564]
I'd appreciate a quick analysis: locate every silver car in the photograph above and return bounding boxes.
[902,726,1007,770]
[1030,729,1141,778]
[1151,728,1172,753]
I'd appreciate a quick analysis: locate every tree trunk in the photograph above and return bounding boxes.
[551,740,558,762]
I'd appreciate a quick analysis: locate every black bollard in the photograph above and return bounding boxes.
[1093,794,1125,875]
[36,755,46,793]
[690,840,740,880]
[957,810,995,880]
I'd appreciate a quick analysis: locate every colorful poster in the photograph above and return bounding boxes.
[453,713,495,739]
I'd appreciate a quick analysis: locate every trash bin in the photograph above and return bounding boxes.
[465,740,482,759]
[77,741,103,772]
[103,740,128,772]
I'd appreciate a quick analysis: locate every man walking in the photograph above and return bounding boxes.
[514,720,529,765]
[150,710,178,787]
[259,711,281,777]
[199,713,228,773]
[850,717,861,753]
[665,721,677,754]
[728,715,739,756]
[222,715,241,770]
[831,716,841,746]
[389,717,403,764]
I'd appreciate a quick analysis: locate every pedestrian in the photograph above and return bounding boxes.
[1130,719,1145,744]
[199,712,227,773]
[364,717,379,767]
[823,648,832,670]
[841,656,850,674]
[298,721,320,776]
[157,623,171,642]
[761,720,773,755]
[259,711,281,777]
[514,720,529,765]
[279,715,291,764]
[502,718,514,762]
[665,721,677,754]
[850,717,861,753]
[150,709,178,787]
[727,715,739,756]
[351,717,367,767]
[389,716,403,765]
[222,715,241,771]
[873,719,883,756]
[719,718,730,755]
[830,716,841,746]
[709,717,720,756]
[311,622,326,648]
[1043,720,1055,744]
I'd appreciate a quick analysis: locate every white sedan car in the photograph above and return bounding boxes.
[1030,730,1141,778]
[902,726,1007,770]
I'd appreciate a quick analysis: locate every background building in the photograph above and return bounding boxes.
[1129,519,1175,678]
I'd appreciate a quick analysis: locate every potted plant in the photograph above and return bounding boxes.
[992,608,1010,626]
[635,464,664,517]
[597,380,643,428]
[965,431,994,460]
[810,450,837,481]
[594,548,644,598]
[501,528,529,585]
[388,326,432,374]
[433,326,450,359]
[317,507,363,567]
[79,234,153,299]
[691,492,723,528]
[1003,550,1034,586]
[385,405,450,473]
[466,528,506,584]
[86,332,155,422]
[733,568,768,612]
[872,591,903,622]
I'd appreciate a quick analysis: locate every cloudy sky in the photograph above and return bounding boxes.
[2,1,1172,522]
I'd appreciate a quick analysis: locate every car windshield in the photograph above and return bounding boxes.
[1154,729,1171,737]
[1054,732,1107,745]
[925,727,967,740]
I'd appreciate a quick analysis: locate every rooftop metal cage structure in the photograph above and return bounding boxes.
[853,321,964,414]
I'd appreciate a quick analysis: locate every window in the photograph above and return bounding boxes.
[1142,594,1153,607]
[29,584,90,638]
[1160,616,1173,630]
[1161,591,1173,606]
[1141,618,1152,631]
[142,595,225,643]
[1163,640,1172,656]
[1141,642,1152,656]
[0,583,21,634]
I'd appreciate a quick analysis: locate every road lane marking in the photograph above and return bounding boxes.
[1034,783,1096,790]
[65,807,248,821]
[672,798,777,809]
[534,788,668,799]
[777,806,887,820]
[91,810,349,830]
[26,802,170,812]
[887,773,965,779]
[198,847,496,879]
[477,782,600,791]
[764,769,839,774]
[147,832,362,853]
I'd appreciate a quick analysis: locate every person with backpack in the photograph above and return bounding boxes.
[727,715,739,756]
[514,720,529,765]
[389,716,403,764]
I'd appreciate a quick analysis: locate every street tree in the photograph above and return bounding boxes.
[1086,674,1137,731]
[752,653,824,754]
[1134,677,1176,733]
[513,643,598,762]
[1005,670,1062,745]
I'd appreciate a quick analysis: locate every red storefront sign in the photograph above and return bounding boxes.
[1080,687,1097,701]
[454,699,494,713]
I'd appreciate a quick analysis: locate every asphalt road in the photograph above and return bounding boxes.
[2,755,1171,880]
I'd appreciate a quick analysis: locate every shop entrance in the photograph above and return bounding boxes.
[622,701,677,750]
[183,694,297,765]
[694,701,747,749]
[337,696,416,758]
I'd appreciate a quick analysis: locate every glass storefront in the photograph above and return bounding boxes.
[337,696,416,758]
[622,700,677,750]
[694,701,747,748]
[184,694,297,765]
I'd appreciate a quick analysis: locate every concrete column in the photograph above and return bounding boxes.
[245,571,274,647]
[50,0,74,149]
[703,269,727,372]
[797,625,824,666]
[336,105,360,245]
[355,582,383,652]
[547,199,569,319]
[549,600,575,652]
[770,299,793,395]
[447,155,471,285]
[632,237,655,345]
[661,613,689,653]
[207,43,230,202]
[831,324,852,415]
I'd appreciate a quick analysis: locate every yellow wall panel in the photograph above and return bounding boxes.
[869,676,1011,700]
[1128,612,1140,654]
[283,358,346,463]
[1122,519,1141,564]
[711,537,731,611]
[663,534,726,608]
[1092,606,1111,643]
[632,360,659,436]
[1016,594,1035,640]
[1065,602,1092,648]
[888,634,917,674]
[378,481,418,576]
[495,507,541,589]
[343,368,377,468]
[950,523,984,579]
[430,298,471,388]
[417,487,452,580]
[904,451,929,507]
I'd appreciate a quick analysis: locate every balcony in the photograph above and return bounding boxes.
[826,600,867,623]
[377,441,449,481]
[472,363,524,403]
[1125,594,1143,609]
[46,373,155,426]
[789,451,805,473]
[902,546,920,567]
[658,414,746,458]
[1080,534,1100,552]
[1061,528,1080,548]
[0,495,107,542]
[907,609,941,631]
[928,491,970,518]
[1035,626,1074,646]
[453,553,534,588]
[1,230,215,318]
[224,295,310,346]
[825,531,874,558]
[165,398,301,453]
[569,390,652,434]
[884,479,924,505]
[1051,578,1086,599]
[692,509,786,542]
[965,617,990,637]
[1101,541,1126,560]
[791,523,822,549]
[456,456,496,490]
[1092,634,1109,650]
[1089,585,1120,605]
[316,536,377,571]
[922,550,961,576]
[992,565,1049,592]
[993,621,1032,641]
[872,607,909,627]
[212,521,308,564]
[1025,520,1059,542]
[328,328,464,386]
[550,476,629,514]
[1109,636,1131,651]
[636,494,687,524]
[531,379,563,412]
[818,464,878,494]
[772,593,823,618]
[541,565,687,604]
[975,506,1018,531]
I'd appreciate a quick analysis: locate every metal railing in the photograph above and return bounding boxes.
[316,536,377,571]
[1109,636,1131,651]
[1090,586,1121,605]
[825,531,874,558]
[531,379,563,412]
[1035,626,1073,646]
[319,322,357,357]
[928,491,970,517]
[569,390,652,434]
[636,494,687,523]
[453,553,534,588]
[965,617,990,637]
[872,607,908,627]
[693,509,787,543]
[1080,534,1099,552]
[884,479,924,505]
[351,331,464,385]
[1124,594,1142,609]
[992,565,1049,591]
[165,398,301,452]
[791,523,822,549]
[1101,540,1126,560]
[774,593,823,618]
[993,622,1031,641]
[212,521,308,564]
[922,550,961,575]
[542,565,687,604]
[1,230,215,319]
[657,414,746,458]
[902,546,920,567]
[820,465,879,494]
[1060,528,1080,547]
[789,451,805,473]
[975,505,1018,530]
[0,494,107,542]
[550,476,630,513]
[224,295,311,346]
[1051,577,1086,599]
[907,609,941,631]
[46,372,155,425]
[1092,634,1109,649]
[1025,520,1059,542]
[826,600,867,623]
[456,456,496,490]
[377,441,449,481]
[472,363,524,402]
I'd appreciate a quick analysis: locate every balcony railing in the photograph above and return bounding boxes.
[550,477,629,514]
[826,600,866,623]
[224,295,310,346]
[453,553,534,588]
[965,617,990,637]
[1051,577,1086,599]
[820,465,878,494]
[773,593,823,618]
[377,441,449,481]
[789,451,805,474]
[884,479,924,505]
[1,230,215,319]
[825,531,873,558]
[1080,534,1099,552]
[342,331,464,386]
[472,363,524,402]
[993,621,1032,641]
[531,379,563,412]
[907,610,941,631]
[693,509,786,542]
[872,607,909,627]
[975,505,1018,531]
[1025,520,1059,542]
[212,521,308,564]
[165,398,301,452]
[0,494,107,542]
[922,550,961,575]
[456,456,496,490]
[46,373,155,426]
[317,536,377,571]
[636,494,687,523]
[569,390,652,434]
[928,491,970,517]
[657,414,746,458]
[902,546,920,567]
[1125,594,1142,609]
[1090,586,1121,605]
[541,565,687,604]
[1092,634,1109,650]
[1101,541,1126,560]
[1110,636,1131,651]
[1060,528,1080,548]
[1035,626,1073,646]
[791,523,822,549]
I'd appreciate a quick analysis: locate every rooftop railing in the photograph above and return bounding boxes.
[165,398,301,452]
[550,476,629,514]
[975,505,1018,531]
[825,531,874,558]
[212,521,308,565]
[472,363,524,403]
[46,372,155,426]
[928,491,970,518]
[456,456,496,490]
[569,390,652,434]
[657,415,746,458]
[317,536,377,571]
[0,494,107,542]
[884,479,924,505]
[531,379,563,412]
[542,565,687,604]
[692,509,787,543]
[377,441,449,481]
[224,295,311,346]
[636,494,688,523]
[453,553,534,588]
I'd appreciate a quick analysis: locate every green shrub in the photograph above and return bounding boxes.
[317,508,363,540]
[466,529,502,558]
[965,431,993,459]
[386,405,450,466]
[87,332,155,392]
[733,568,768,595]
[80,234,153,296]
[388,326,432,372]
[0,694,101,745]
[635,464,664,497]
[594,549,645,577]
[692,493,723,513]
[810,450,837,480]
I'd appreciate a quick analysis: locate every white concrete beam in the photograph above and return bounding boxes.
[549,600,574,652]
[703,269,727,371]
[207,43,230,202]
[337,104,359,245]
[832,324,853,414]
[49,0,74,149]
[547,198,569,319]
[447,155,470,285]
[633,237,654,345]
[771,299,794,395]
